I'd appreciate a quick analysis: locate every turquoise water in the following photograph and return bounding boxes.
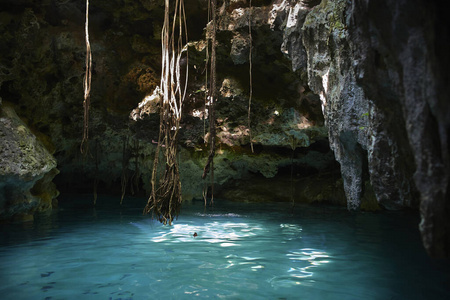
[1,195,449,300]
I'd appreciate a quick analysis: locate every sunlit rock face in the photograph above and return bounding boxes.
[181,0,327,151]
[0,104,59,221]
[124,0,338,200]
[274,0,448,257]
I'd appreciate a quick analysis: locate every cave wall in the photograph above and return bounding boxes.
[272,0,449,257]
[0,0,342,223]
[346,0,449,257]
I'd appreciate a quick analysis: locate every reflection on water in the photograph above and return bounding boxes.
[0,196,449,299]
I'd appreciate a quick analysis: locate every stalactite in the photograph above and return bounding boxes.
[202,0,217,206]
[143,0,188,225]
[81,0,92,154]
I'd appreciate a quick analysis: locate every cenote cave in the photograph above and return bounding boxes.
[0,0,449,299]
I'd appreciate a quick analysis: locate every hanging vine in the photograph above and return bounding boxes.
[248,0,254,153]
[202,0,217,205]
[202,0,211,206]
[203,0,210,145]
[81,0,92,154]
[143,0,189,225]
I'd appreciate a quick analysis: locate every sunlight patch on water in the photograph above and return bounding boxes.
[151,221,263,244]
[220,242,238,247]
[223,254,266,271]
[195,213,244,218]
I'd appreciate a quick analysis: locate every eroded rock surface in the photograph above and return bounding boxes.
[0,104,59,221]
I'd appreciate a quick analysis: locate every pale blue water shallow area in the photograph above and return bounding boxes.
[1,195,449,300]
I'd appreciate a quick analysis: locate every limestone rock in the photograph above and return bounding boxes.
[0,105,59,221]
[347,0,450,258]
[298,0,418,212]
[269,0,315,72]
[284,0,450,257]
[230,33,251,65]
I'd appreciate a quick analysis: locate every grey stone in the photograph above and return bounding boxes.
[281,0,450,257]
[0,105,58,220]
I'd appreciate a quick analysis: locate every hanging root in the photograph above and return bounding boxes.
[144,0,188,225]
[81,0,92,154]
[202,0,211,144]
[144,118,183,224]
[248,0,254,153]
[144,131,182,225]
[202,0,217,205]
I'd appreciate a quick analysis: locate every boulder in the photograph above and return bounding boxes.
[0,104,59,221]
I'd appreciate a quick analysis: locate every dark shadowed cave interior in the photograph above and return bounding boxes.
[0,0,449,298]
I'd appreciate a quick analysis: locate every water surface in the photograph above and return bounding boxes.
[1,195,449,299]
